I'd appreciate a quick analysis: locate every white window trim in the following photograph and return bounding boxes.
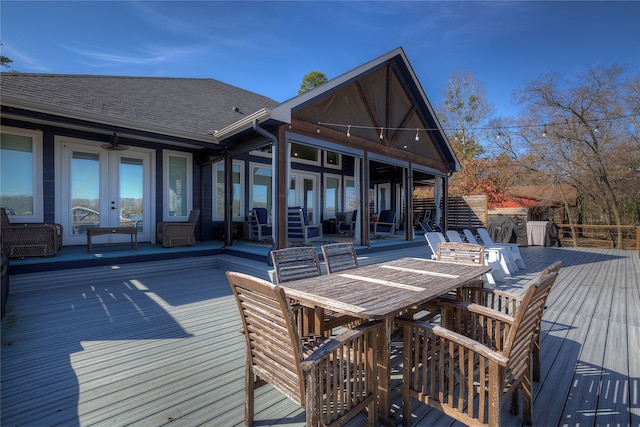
[163,150,192,221]
[1,126,44,222]
[323,173,342,218]
[212,159,245,221]
[249,161,273,213]
[324,151,342,170]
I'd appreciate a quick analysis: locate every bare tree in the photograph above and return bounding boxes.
[436,71,509,205]
[501,65,639,247]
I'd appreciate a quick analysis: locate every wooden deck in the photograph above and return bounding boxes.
[2,246,639,426]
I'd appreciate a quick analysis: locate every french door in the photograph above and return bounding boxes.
[288,172,319,223]
[56,138,153,245]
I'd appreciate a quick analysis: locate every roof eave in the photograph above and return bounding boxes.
[212,108,272,141]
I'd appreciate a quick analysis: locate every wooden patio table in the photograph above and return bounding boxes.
[278,256,491,426]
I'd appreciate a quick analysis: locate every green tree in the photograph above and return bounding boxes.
[298,71,328,94]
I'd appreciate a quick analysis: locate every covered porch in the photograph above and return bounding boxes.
[2,245,639,426]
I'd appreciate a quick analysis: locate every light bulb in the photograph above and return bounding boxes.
[379,128,384,140]
[346,125,351,137]
[414,129,420,142]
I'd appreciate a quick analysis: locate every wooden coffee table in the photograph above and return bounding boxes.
[87,227,138,252]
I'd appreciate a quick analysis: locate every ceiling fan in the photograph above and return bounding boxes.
[101,132,129,151]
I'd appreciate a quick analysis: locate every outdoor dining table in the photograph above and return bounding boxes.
[277,256,491,426]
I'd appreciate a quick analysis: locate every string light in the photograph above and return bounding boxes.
[315,114,634,137]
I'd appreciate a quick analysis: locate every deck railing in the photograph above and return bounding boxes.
[558,224,638,251]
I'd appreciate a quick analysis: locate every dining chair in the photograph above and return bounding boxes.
[156,209,200,248]
[271,247,357,336]
[453,260,562,382]
[227,271,381,427]
[399,270,559,426]
[477,227,526,269]
[435,237,504,285]
[447,229,511,277]
[321,242,358,274]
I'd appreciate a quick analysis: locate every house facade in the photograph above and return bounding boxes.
[0,47,460,250]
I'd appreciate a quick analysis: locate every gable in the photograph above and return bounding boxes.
[290,56,447,166]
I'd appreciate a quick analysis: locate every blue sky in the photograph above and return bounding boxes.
[2,1,639,118]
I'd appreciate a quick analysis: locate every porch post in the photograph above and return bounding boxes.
[223,149,234,247]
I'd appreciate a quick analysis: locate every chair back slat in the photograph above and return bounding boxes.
[271,247,321,284]
[321,242,358,274]
[436,242,485,265]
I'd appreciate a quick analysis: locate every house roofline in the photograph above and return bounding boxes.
[1,96,219,145]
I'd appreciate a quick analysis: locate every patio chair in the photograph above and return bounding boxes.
[226,271,381,427]
[417,220,433,233]
[287,207,323,244]
[371,209,396,236]
[156,209,200,248]
[271,247,358,335]
[424,231,446,259]
[1,207,63,258]
[477,227,526,269]
[464,228,518,273]
[448,229,512,277]
[321,242,358,274]
[336,210,357,235]
[399,270,559,426]
[453,260,562,382]
[248,207,272,241]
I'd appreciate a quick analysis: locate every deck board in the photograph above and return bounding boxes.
[2,246,639,426]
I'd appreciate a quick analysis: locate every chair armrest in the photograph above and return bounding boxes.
[455,287,523,315]
[301,320,382,368]
[396,318,508,366]
[437,299,514,349]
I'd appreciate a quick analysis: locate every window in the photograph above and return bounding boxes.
[213,160,244,220]
[0,127,43,222]
[344,177,358,212]
[324,174,341,218]
[250,163,272,211]
[163,150,192,220]
[324,151,342,170]
[290,142,320,166]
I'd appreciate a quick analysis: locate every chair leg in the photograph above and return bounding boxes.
[245,365,255,426]
[532,337,541,382]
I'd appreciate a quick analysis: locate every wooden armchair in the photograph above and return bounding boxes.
[321,242,358,274]
[1,208,63,258]
[227,271,381,427]
[287,207,322,244]
[156,209,200,247]
[271,247,358,336]
[399,271,558,426]
[452,260,562,381]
